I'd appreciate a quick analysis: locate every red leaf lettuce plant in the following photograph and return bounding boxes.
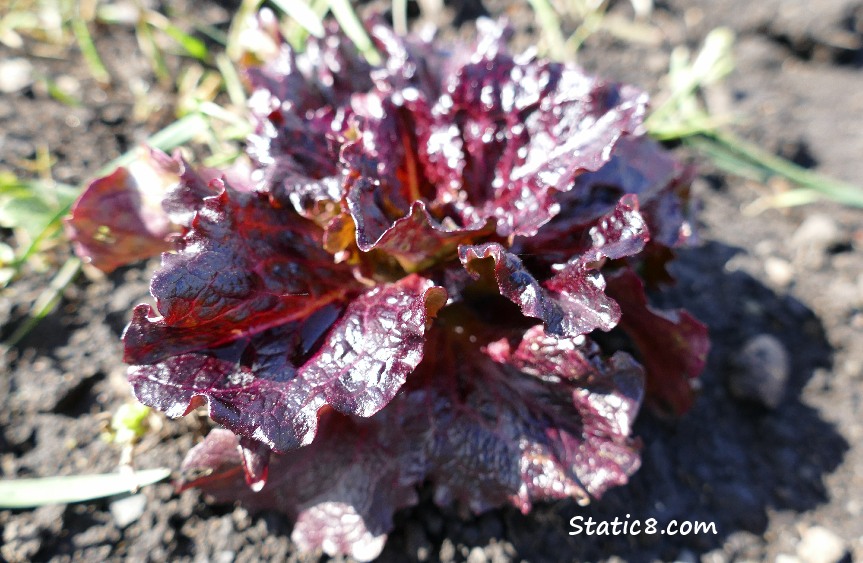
[66,16,709,561]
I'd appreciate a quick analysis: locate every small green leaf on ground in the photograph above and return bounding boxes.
[110,403,152,445]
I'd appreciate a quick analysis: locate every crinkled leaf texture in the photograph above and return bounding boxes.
[63,14,712,562]
[126,192,446,450]
[180,325,644,561]
[459,195,648,338]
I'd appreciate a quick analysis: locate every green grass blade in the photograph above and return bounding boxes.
[688,131,863,208]
[285,0,331,50]
[97,112,209,175]
[6,193,76,268]
[161,21,209,60]
[0,468,171,508]
[327,0,381,65]
[141,10,209,61]
[137,19,171,84]
[70,16,110,84]
[226,0,263,60]
[194,22,228,47]
[526,0,569,61]
[5,257,81,346]
[43,77,83,107]
[270,0,326,38]
[393,0,408,35]
[755,189,822,209]
[216,53,247,108]
[682,134,768,183]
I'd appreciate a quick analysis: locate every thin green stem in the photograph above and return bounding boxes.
[526,0,569,61]
[70,16,110,84]
[328,0,381,65]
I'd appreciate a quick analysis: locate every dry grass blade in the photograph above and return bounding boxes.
[0,468,171,509]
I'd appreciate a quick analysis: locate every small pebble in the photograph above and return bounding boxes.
[791,213,846,261]
[110,493,147,528]
[729,334,789,408]
[797,526,847,563]
[439,538,456,562]
[764,256,794,288]
[0,58,34,93]
[467,546,487,563]
[55,74,81,95]
[792,214,843,252]
[791,214,845,269]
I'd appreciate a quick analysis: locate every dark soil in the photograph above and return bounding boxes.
[3,1,863,561]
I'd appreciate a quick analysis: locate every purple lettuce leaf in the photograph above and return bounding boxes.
[458,195,648,337]
[179,322,643,560]
[245,103,345,219]
[367,17,452,99]
[245,19,650,246]
[517,136,696,265]
[418,322,644,513]
[337,91,497,270]
[341,94,421,248]
[158,151,231,228]
[123,180,358,364]
[129,274,445,453]
[179,418,421,563]
[414,22,649,238]
[244,17,373,113]
[605,267,710,415]
[66,149,248,272]
[355,201,496,272]
[65,153,180,273]
[243,21,367,218]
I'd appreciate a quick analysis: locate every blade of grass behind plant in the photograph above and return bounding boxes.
[685,131,863,208]
[0,468,171,509]
[226,0,263,60]
[393,0,408,35]
[270,0,325,38]
[745,189,823,213]
[70,15,110,84]
[7,199,73,271]
[43,77,83,106]
[136,16,171,84]
[98,112,209,174]
[147,12,210,61]
[216,53,247,108]
[194,21,228,47]
[328,0,381,65]
[284,0,331,50]
[682,134,768,183]
[564,0,613,56]
[526,0,569,61]
[5,257,81,347]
